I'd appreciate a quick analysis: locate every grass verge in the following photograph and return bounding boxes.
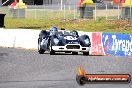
[4,18,132,34]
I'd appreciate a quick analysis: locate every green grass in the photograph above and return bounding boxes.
[4,17,132,34]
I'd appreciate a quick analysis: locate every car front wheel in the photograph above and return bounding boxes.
[72,52,78,55]
[38,39,45,54]
[49,41,55,55]
[83,52,89,56]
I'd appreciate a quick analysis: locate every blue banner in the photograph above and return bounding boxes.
[102,33,132,56]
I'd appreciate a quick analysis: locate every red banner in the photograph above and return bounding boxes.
[90,32,104,55]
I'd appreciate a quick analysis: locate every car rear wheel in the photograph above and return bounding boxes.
[83,52,89,56]
[72,52,78,55]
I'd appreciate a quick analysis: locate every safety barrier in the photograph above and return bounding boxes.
[0,29,40,49]
[0,29,131,56]
[90,32,132,56]
[102,33,132,56]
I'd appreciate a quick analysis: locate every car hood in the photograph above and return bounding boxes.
[60,35,80,44]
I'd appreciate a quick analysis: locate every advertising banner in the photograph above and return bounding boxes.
[102,33,132,56]
[90,32,105,55]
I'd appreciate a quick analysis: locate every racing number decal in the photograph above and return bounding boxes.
[64,36,77,40]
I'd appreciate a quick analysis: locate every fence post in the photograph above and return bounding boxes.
[43,5,45,19]
[94,4,97,20]
[64,4,66,19]
[130,4,132,26]
[61,0,63,10]
[74,5,76,19]
[35,4,36,19]
[25,8,26,18]
[69,5,71,11]
[18,9,19,18]
[118,4,120,20]
[130,5,131,20]
[106,4,108,20]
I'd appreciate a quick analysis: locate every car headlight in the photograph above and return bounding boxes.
[53,38,59,45]
[84,39,90,45]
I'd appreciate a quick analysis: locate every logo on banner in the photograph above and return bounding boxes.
[103,35,111,52]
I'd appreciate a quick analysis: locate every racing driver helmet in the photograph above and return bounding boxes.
[50,26,58,32]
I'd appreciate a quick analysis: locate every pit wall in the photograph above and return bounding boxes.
[0,29,131,56]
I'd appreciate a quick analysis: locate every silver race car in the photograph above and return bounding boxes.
[38,26,91,55]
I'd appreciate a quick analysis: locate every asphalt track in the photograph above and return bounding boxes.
[0,47,132,88]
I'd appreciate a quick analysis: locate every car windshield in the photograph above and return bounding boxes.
[64,32,77,37]
[63,33,77,37]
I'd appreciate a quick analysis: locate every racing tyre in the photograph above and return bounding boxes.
[72,52,78,55]
[76,75,86,85]
[38,39,45,54]
[50,48,55,55]
[65,51,71,53]
[49,40,55,55]
[83,52,89,56]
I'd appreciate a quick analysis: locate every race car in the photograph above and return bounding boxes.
[38,26,91,55]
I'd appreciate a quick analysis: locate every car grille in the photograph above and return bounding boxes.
[66,45,80,49]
